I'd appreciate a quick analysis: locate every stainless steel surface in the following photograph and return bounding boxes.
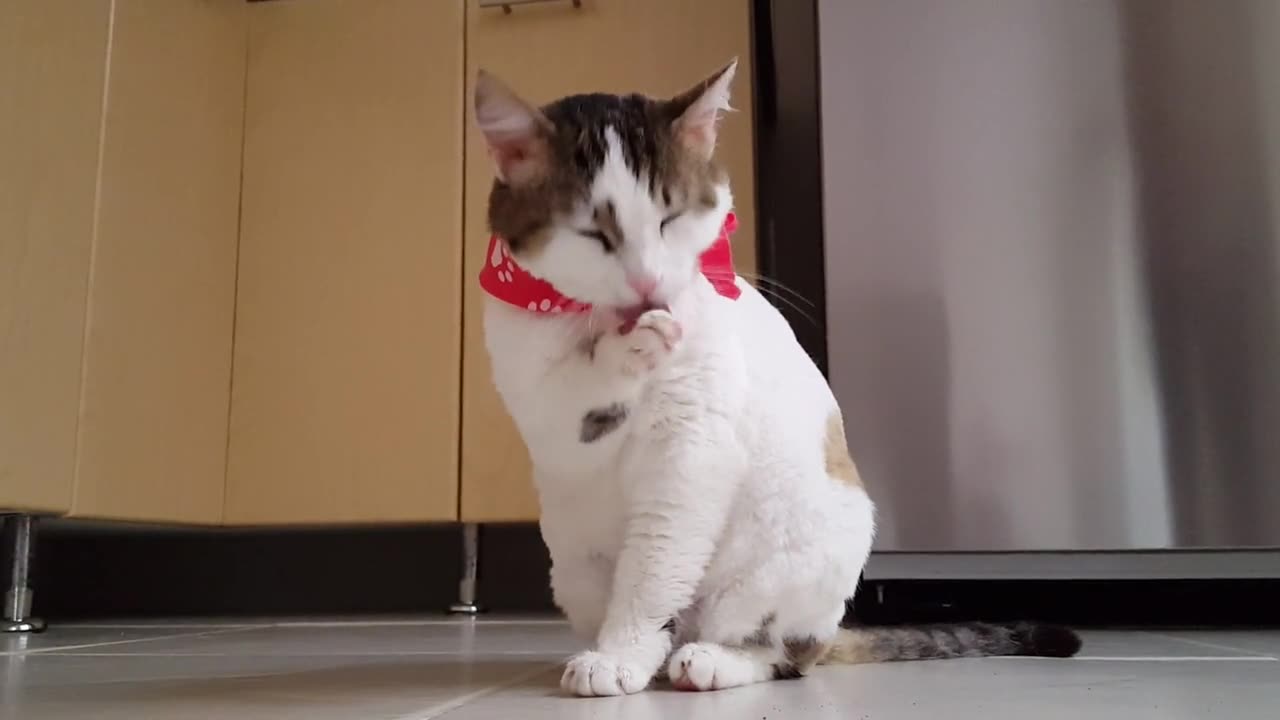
[820,0,1280,552]
[863,551,1280,581]
[449,523,481,614]
[478,0,581,14]
[2,515,44,633]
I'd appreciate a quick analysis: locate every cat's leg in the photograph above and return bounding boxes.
[561,426,741,695]
[560,447,735,696]
[539,484,617,644]
[559,307,741,697]
[666,579,783,691]
[667,642,782,691]
[549,552,613,643]
[676,589,849,691]
[668,504,869,693]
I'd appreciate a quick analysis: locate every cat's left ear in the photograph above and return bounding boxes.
[668,59,737,160]
[474,69,554,185]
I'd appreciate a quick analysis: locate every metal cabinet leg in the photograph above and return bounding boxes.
[449,523,481,615]
[3,515,46,633]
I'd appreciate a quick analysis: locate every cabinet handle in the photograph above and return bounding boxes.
[480,0,582,14]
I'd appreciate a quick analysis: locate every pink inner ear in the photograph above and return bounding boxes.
[678,113,719,154]
[488,133,546,184]
[682,122,714,146]
[486,132,529,174]
[493,143,527,167]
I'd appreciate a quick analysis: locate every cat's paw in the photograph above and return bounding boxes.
[668,642,768,692]
[561,650,652,697]
[607,309,682,376]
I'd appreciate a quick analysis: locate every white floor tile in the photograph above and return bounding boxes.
[3,619,1279,720]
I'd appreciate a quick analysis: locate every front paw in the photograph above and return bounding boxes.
[561,650,653,697]
[605,309,683,376]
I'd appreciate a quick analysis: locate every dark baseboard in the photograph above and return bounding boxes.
[21,521,554,620]
[6,520,1279,625]
[853,578,1280,627]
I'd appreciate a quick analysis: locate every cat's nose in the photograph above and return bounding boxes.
[626,273,659,299]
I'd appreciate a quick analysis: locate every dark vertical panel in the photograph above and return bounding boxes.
[751,0,828,372]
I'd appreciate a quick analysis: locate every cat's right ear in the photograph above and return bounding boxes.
[474,70,552,186]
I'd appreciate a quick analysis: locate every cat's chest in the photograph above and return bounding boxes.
[507,377,637,477]
[484,305,638,473]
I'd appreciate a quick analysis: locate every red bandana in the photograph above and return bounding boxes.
[479,213,742,313]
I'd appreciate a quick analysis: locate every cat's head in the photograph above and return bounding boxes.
[474,61,737,318]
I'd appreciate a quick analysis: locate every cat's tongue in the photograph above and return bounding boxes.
[617,302,668,334]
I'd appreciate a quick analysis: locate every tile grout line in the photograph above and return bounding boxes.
[54,620,270,625]
[272,620,569,628]
[1005,655,1279,662]
[1140,630,1278,659]
[0,626,264,657]
[396,664,563,720]
[61,619,569,630]
[42,652,1264,661]
[42,651,575,658]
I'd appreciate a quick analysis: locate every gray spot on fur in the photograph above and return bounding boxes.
[580,403,628,443]
[773,636,824,680]
[743,613,776,648]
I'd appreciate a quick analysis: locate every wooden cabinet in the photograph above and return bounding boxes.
[459,0,758,521]
[0,0,111,514]
[1,0,243,522]
[69,0,246,523]
[224,0,464,524]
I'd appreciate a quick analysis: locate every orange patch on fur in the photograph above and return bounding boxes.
[825,411,862,488]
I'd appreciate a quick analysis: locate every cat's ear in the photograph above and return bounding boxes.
[474,70,553,185]
[667,59,737,160]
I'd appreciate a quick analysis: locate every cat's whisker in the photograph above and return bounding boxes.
[734,271,815,301]
[700,268,821,324]
[751,284,820,328]
[702,269,817,309]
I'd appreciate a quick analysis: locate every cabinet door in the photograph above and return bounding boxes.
[0,0,110,514]
[225,0,464,524]
[460,0,757,521]
[69,0,247,523]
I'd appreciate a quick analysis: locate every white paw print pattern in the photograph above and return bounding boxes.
[492,243,514,283]
[490,243,520,283]
[523,299,564,313]
[487,237,573,313]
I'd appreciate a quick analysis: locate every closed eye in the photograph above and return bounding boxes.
[660,212,683,233]
[577,228,612,250]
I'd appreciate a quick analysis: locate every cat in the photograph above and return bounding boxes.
[473,60,1081,697]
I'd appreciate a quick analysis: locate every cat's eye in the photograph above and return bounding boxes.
[660,212,683,233]
[577,228,611,249]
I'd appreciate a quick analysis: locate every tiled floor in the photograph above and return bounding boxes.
[3,618,1279,719]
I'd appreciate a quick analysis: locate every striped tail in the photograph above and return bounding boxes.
[821,622,1082,664]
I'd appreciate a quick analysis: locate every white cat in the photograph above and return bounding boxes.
[474,60,1079,697]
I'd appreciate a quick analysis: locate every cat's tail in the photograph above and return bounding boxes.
[820,622,1082,664]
